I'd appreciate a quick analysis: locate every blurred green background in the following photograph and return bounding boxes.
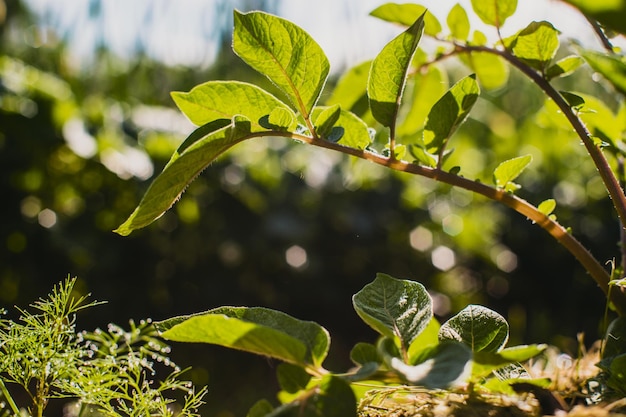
[1,0,622,415]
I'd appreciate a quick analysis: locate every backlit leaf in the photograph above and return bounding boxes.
[470,0,517,27]
[423,74,480,156]
[546,55,584,80]
[460,51,509,90]
[353,273,433,353]
[171,80,296,128]
[368,14,425,130]
[507,21,560,71]
[439,304,509,353]
[326,60,371,116]
[560,91,585,108]
[311,107,371,149]
[370,3,442,36]
[447,3,471,41]
[537,199,556,216]
[155,306,330,368]
[493,154,533,189]
[407,317,441,362]
[233,10,329,117]
[473,344,546,378]
[563,0,626,35]
[314,104,341,138]
[581,50,626,96]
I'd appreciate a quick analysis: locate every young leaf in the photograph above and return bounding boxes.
[352,273,433,353]
[233,10,330,118]
[581,50,626,96]
[470,0,517,27]
[171,80,297,129]
[506,21,560,72]
[493,154,533,190]
[407,317,441,363]
[439,304,509,353]
[386,341,472,388]
[546,55,583,80]
[154,306,330,368]
[447,3,471,41]
[537,199,556,216]
[370,3,441,36]
[422,74,480,157]
[368,14,425,131]
[260,107,297,132]
[314,104,341,138]
[311,107,371,149]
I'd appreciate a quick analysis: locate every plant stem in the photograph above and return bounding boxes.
[268,131,626,314]
[0,379,21,416]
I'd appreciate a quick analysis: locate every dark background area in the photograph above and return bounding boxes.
[0,0,621,415]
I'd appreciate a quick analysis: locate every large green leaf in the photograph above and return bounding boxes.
[368,14,425,131]
[381,338,472,388]
[439,304,509,353]
[370,3,441,36]
[154,306,330,368]
[460,51,509,90]
[115,119,259,235]
[353,273,433,353]
[171,80,296,128]
[233,10,329,118]
[581,50,626,97]
[506,21,560,72]
[422,74,480,156]
[563,0,626,35]
[470,0,518,27]
[326,61,371,112]
[311,106,371,149]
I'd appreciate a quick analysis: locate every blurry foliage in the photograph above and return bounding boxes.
[0,0,623,414]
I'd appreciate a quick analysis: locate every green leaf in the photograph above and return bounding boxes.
[326,60,371,116]
[154,306,330,368]
[546,55,584,80]
[537,199,556,216]
[311,107,371,149]
[385,340,472,388]
[439,304,509,353]
[447,3,471,41]
[370,3,442,36]
[368,14,425,131]
[460,51,509,90]
[493,154,533,190]
[563,0,626,35]
[353,273,433,353]
[599,353,626,395]
[314,104,341,138]
[350,342,381,366]
[407,317,441,363]
[398,65,449,137]
[409,145,438,168]
[422,74,480,156]
[115,119,261,235]
[233,10,329,117]
[581,50,626,96]
[471,0,517,27]
[277,363,312,394]
[267,375,356,417]
[171,80,297,129]
[260,107,297,131]
[604,317,626,358]
[506,21,560,71]
[247,399,274,417]
[472,344,546,378]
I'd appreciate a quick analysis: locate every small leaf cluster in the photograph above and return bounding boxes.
[0,277,206,417]
[156,273,546,416]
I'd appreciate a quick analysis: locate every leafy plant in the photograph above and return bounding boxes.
[114,0,626,414]
[0,277,206,417]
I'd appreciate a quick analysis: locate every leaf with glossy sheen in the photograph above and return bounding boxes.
[311,107,371,149]
[386,340,472,388]
[439,304,509,353]
[471,0,517,27]
[472,344,546,378]
[447,3,471,41]
[353,273,433,353]
[370,3,441,36]
[423,74,480,155]
[155,306,330,368]
[233,10,329,117]
[507,21,559,71]
[115,118,260,235]
[581,50,626,96]
[368,14,425,132]
[546,55,584,80]
[563,0,626,35]
[493,154,532,191]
